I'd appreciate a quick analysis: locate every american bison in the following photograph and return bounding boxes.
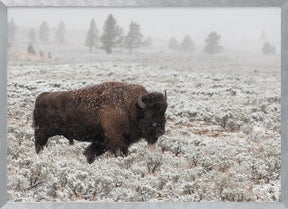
[33,81,168,163]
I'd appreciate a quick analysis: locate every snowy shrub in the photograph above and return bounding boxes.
[118,155,134,169]
[182,180,209,202]
[221,189,254,202]
[158,136,185,156]
[7,60,280,202]
[217,155,234,173]
[215,111,242,131]
[135,185,158,202]
[146,155,163,174]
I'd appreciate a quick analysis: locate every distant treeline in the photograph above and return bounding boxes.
[8,15,152,55]
[8,19,66,45]
[168,32,223,55]
[85,14,150,54]
[168,32,276,56]
[8,16,277,56]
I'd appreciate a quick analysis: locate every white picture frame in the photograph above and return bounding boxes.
[0,0,287,208]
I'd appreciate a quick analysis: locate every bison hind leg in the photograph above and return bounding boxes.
[83,143,106,164]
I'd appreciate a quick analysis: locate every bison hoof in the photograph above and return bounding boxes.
[35,144,44,154]
[84,151,93,163]
[86,155,96,164]
[83,144,97,164]
[83,143,106,163]
[69,140,74,145]
[84,151,96,164]
[112,148,128,157]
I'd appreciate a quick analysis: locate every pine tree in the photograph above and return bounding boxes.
[27,43,36,54]
[39,49,44,58]
[143,37,152,47]
[39,21,50,43]
[100,14,122,54]
[125,22,143,53]
[204,32,223,55]
[85,19,99,52]
[180,35,195,53]
[28,28,36,43]
[55,21,66,44]
[262,41,276,55]
[117,27,125,50]
[169,38,178,50]
[8,19,17,46]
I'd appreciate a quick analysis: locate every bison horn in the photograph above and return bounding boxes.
[164,90,167,101]
[138,94,146,109]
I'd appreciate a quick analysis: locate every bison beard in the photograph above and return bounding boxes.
[33,82,167,163]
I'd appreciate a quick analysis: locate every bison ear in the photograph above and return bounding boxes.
[138,94,146,109]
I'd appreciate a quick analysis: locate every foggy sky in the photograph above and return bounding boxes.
[8,7,280,45]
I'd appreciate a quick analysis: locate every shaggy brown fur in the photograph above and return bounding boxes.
[33,82,167,163]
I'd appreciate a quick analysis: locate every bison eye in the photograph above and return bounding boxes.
[153,122,165,127]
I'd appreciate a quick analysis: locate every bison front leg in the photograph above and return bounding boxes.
[102,111,130,157]
[104,134,129,157]
[114,146,129,157]
[35,128,49,153]
[83,143,106,164]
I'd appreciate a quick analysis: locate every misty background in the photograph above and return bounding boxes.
[7,7,281,64]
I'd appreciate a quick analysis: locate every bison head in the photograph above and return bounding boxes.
[137,91,168,144]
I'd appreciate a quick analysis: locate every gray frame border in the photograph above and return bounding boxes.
[0,0,287,208]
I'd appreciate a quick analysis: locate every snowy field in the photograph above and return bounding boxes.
[7,49,281,202]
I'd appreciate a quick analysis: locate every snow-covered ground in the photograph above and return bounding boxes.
[7,49,280,202]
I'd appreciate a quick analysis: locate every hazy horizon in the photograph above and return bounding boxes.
[8,7,281,54]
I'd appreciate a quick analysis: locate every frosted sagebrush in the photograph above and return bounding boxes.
[7,55,280,202]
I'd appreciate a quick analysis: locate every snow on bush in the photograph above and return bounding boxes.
[7,56,280,202]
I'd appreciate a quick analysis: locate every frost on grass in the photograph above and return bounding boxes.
[7,57,280,202]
